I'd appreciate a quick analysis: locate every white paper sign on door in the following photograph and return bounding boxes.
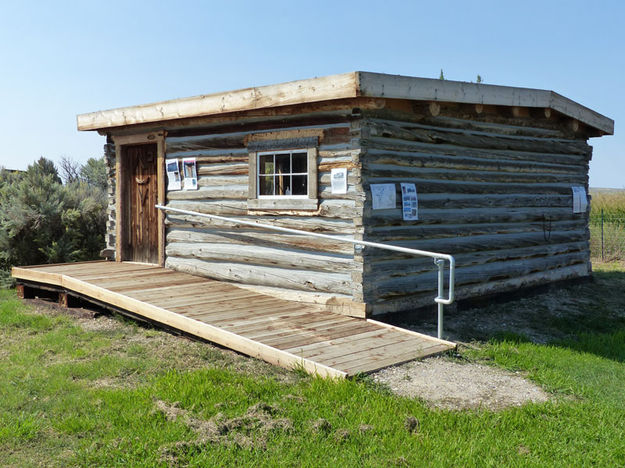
[182,157,198,191]
[400,183,419,221]
[370,183,396,210]
[166,160,181,191]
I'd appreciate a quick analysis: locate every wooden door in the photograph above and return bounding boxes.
[121,144,158,263]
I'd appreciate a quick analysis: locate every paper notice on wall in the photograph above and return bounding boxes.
[370,183,396,210]
[331,168,348,194]
[166,160,182,191]
[400,183,419,221]
[182,158,198,190]
[571,186,588,213]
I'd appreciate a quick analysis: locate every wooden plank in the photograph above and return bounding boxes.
[172,295,287,316]
[58,273,347,378]
[366,319,457,347]
[11,267,63,287]
[338,342,453,375]
[284,328,396,356]
[92,271,202,291]
[72,266,167,281]
[300,332,410,363]
[220,309,319,335]
[121,279,213,299]
[13,260,107,270]
[148,289,262,309]
[182,302,308,325]
[327,338,434,368]
[77,72,360,131]
[255,321,377,350]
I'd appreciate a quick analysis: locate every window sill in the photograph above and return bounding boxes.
[247,198,319,211]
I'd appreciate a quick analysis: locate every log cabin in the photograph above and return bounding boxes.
[77,72,614,318]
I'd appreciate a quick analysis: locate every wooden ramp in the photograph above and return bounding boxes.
[11,261,455,378]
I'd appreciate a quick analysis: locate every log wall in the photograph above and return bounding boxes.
[360,112,593,315]
[103,136,116,255]
[161,111,366,314]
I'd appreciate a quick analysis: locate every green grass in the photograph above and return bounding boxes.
[2,269,625,467]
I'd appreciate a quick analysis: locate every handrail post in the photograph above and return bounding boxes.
[435,258,445,339]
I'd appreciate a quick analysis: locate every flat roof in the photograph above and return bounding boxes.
[77,71,614,135]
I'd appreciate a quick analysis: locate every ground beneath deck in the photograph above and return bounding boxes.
[12,261,454,377]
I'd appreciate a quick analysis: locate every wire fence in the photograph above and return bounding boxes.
[589,210,625,262]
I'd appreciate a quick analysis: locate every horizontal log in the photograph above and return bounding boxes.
[365,219,586,240]
[363,134,588,167]
[364,241,588,278]
[167,131,247,154]
[364,119,591,155]
[414,115,567,139]
[318,185,364,201]
[167,185,248,200]
[362,162,586,185]
[367,263,589,315]
[166,256,353,295]
[168,148,249,159]
[363,175,586,195]
[247,199,359,220]
[197,162,248,176]
[165,106,358,138]
[197,175,248,187]
[167,122,352,150]
[166,155,248,164]
[166,227,355,254]
[166,199,248,216]
[166,242,354,273]
[411,193,574,210]
[361,230,587,258]
[365,206,582,226]
[365,251,587,299]
[363,148,583,175]
[165,213,355,234]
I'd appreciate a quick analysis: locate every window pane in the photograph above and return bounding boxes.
[276,173,292,195]
[258,175,274,195]
[275,154,291,174]
[292,175,307,195]
[292,152,307,173]
[259,154,274,175]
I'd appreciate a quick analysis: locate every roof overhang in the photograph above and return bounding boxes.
[77,71,614,135]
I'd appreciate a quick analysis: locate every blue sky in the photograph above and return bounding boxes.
[1,0,622,187]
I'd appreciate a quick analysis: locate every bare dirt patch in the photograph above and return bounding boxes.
[155,399,292,462]
[371,356,550,411]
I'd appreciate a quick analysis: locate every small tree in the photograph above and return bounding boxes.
[0,156,108,287]
[439,69,445,80]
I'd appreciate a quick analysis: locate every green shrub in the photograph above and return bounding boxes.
[0,157,107,286]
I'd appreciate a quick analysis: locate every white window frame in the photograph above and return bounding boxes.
[248,146,318,211]
[256,149,309,199]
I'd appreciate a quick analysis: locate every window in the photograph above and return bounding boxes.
[258,150,308,197]
[247,137,318,210]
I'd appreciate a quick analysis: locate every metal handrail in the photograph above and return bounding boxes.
[155,204,455,339]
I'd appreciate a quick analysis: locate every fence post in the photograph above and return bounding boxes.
[601,209,604,262]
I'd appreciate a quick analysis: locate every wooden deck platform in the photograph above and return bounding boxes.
[11,261,455,378]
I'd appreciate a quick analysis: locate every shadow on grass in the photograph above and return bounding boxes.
[394,265,625,364]
[483,268,625,363]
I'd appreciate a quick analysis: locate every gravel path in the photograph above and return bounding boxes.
[371,356,550,411]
